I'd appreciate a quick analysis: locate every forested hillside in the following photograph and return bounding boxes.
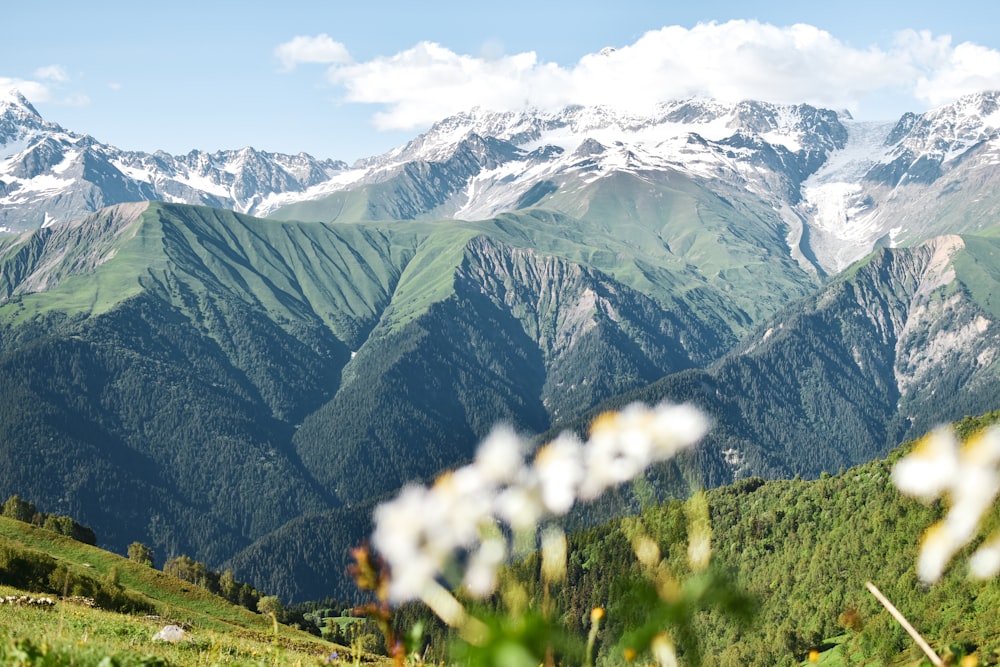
[0,197,818,599]
[0,166,998,604]
[389,411,1000,667]
[542,234,1000,485]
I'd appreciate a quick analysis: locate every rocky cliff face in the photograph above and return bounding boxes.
[677,233,1000,482]
[799,91,1000,273]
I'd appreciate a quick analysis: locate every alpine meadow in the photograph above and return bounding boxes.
[4,57,1000,666]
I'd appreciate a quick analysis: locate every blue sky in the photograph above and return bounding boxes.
[4,0,1000,162]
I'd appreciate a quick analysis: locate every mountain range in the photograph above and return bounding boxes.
[0,90,345,232]
[1,90,999,601]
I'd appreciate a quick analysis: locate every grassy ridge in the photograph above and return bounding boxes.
[953,234,1000,321]
[0,516,378,666]
[2,195,818,348]
[0,202,160,322]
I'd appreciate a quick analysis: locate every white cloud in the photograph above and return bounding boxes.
[2,63,89,107]
[563,22,912,113]
[896,31,1000,106]
[0,77,53,103]
[309,20,1000,132]
[33,65,69,83]
[275,34,352,72]
[60,93,91,107]
[328,42,556,130]
[1,70,90,108]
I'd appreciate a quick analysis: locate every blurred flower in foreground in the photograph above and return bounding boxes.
[371,402,709,606]
[892,425,1000,582]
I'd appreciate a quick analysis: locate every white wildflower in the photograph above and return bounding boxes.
[648,403,711,460]
[918,521,962,584]
[893,425,1000,582]
[369,401,711,606]
[534,433,585,515]
[463,536,507,598]
[970,534,1000,580]
[387,550,440,602]
[579,421,648,499]
[432,466,494,551]
[891,428,960,501]
[495,472,545,531]
[372,484,431,564]
[580,402,707,500]
[372,485,443,601]
[475,425,526,484]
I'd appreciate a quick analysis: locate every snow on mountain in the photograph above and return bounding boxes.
[798,121,897,272]
[6,88,1000,276]
[259,99,849,227]
[315,92,1000,276]
[363,99,835,168]
[795,91,1000,273]
[0,91,346,232]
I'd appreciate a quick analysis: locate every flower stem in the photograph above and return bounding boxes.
[865,581,943,666]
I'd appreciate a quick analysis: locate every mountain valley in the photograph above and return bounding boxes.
[1,90,1000,604]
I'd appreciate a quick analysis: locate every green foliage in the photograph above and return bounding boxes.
[127,542,154,567]
[256,594,283,617]
[0,635,171,667]
[2,494,34,522]
[609,570,755,666]
[0,536,152,615]
[163,555,212,590]
[161,553,269,615]
[516,424,1000,666]
[0,516,349,665]
[3,494,96,545]
[447,607,583,667]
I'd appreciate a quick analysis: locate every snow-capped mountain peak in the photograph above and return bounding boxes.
[884,90,1000,162]
[0,90,43,121]
[332,99,850,226]
[381,99,839,163]
[1,89,58,149]
[6,90,1000,280]
[798,90,1000,273]
[0,97,347,232]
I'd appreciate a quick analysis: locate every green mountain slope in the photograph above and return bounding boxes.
[229,229,1000,601]
[0,203,418,564]
[547,233,1000,490]
[4,198,998,603]
[544,169,819,325]
[0,515,352,665]
[0,197,821,600]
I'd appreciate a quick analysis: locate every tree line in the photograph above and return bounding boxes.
[2,494,320,635]
[2,494,96,545]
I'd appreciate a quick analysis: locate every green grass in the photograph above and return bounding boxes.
[2,190,820,345]
[0,203,162,324]
[953,234,1000,320]
[0,517,388,666]
[0,593,324,667]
